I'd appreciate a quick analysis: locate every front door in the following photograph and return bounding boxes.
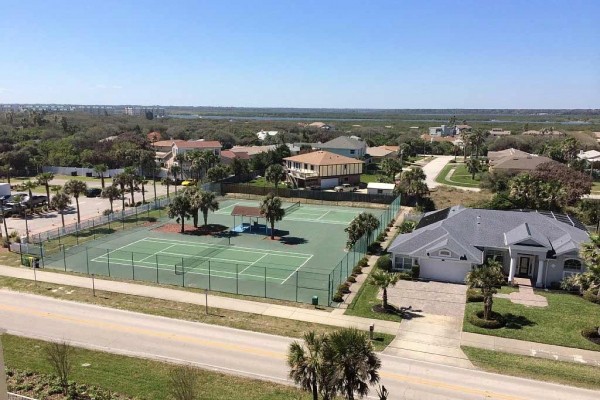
[518,256,531,276]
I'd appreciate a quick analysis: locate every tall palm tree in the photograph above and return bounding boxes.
[469,129,488,159]
[93,164,108,188]
[36,172,54,202]
[198,190,219,226]
[161,177,172,198]
[322,328,381,400]
[288,331,329,400]
[170,164,181,194]
[368,269,400,310]
[174,153,187,179]
[380,158,402,180]
[21,180,38,237]
[63,179,87,224]
[358,212,380,244]
[265,164,285,191]
[465,259,504,320]
[112,173,128,213]
[185,187,201,227]
[168,192,192,233]
[102,185,121,214]
[260,193,285,240]
[51,192,72,228]
[466,157,480,180]
[123,167,138,205]
[396,167,429,207]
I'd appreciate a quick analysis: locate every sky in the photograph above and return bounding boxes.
[0,0,598,109]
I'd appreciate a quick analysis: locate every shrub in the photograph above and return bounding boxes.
[102,209,113,216]
[581,326,600,339]
[332,292,344,302]
[376,232,386,242]
[583,290,600,304]
[347,276,356,283]
[358,258,369,268]
[352,265,362,275]
[448,159,456,164]
[466,288,484,302]
[398,220,416,234]
[367,242,382,255]
[398,272,412,280]
[411,265,420,279]
[148,216,158,223]
[468,311,505,329]
[549,281,561,290]
[374,255,392,272]
[338,283,350,294]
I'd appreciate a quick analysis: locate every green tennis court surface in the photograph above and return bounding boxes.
[42,197,400,305]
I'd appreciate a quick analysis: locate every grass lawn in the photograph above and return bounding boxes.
[462,346,600,390]
[434,163,481,188]
[592,181,600,194]
[0,275,393,351]
[345,277,402,323]
[464,291,600,351]
[3,334,311,400]
[248,176,277,188]
[360,173,386,184]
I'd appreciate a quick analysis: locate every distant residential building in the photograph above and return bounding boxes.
[421,134,461,146]
[489,152,553,174]
[308,121,333,130]
[367,182,395,195]
[317,136,367,159]
[152,139,221,169]
[284,151,364,189]
[489,128,511,137]
[367,145,399,162]
[221,150,250,165]
[124,106,166,118]
[147,131,162,142]
[230,145,277,157]
[256,130,279,141]
[577,149,600,163]
[428,125,454,137]
[522,129,564,136]
[487,148,532,166]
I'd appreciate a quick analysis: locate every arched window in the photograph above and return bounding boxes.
[564,259,582,270]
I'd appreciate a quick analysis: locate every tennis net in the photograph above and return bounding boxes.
[284,201,301,215]
[179,234,231,273]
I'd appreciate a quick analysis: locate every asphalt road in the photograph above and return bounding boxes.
[0,291,597,400]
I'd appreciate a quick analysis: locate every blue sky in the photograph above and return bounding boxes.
[0,0,598,108]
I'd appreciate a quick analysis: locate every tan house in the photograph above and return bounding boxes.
[221,150,250,165]
[522,129,565,136]
[489,153,553,174]
[284,151,364,188]
[487,148,531,166]
[367,145,399,162]
[152,139,221,168]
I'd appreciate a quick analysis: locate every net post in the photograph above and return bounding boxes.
[264,266,267,298]
[236,264,239,294]
[295,271,299,302]
[181,257,185,287]
[106,249,111,276]
[86,247,89,275]
[208,261,211,290]
[131,252,135,280]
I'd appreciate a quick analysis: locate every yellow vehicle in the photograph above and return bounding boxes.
[181,180,196,187]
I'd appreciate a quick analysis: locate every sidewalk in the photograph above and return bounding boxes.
[461,332,600,367]
[0,265,401,335]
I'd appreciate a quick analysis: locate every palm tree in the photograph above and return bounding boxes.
[288,331,329,400]
[344,219,363,249]
[168,192,192,233]
[36,172,54,202]
[396,167,429,207]
[123,167,138,205]
[93,164,108,188]
[102,185,121,213]
[22,180,37,199]
[380,158,402,180]
[206,164,230,183]
[322,328,381,400]
[112,173,128,213]
[465,259,505,320]
[260,193,285,240]
[358,213,380,244]
[563,234,600,302]
[174,154,187,179]
[185,187,201,227]
[63,180,87,224]
[469,129,488,159]
[265,164,286,191]
[368,269,400,310]
[170,164,181,194]
[162,177,172,198]
[51,192,72,228]
[50,185,62,195]
[198,190,219,226]
[466,157,480,180]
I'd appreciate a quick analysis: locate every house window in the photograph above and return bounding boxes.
[439,250,451,257]
[304,163,308,169]
[350,150,355,155]
[310,165,314,170]
[395,255,413,270]
[343,165,347,170]
[485,250,505,266]
[564,259,582,270]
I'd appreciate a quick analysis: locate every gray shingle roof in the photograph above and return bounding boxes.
[389,206,589,262]
[319,136,365,150]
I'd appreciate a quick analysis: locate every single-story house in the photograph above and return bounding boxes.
[388,206,589,287]
[488,150,553,173]
[230,145,276,157]
[577,149,600,163]
[284,150,364,188]
[487,148,531,166]
[366,145,399,162]
[317,136,367,159]
[308,122,333,130]
[367,182,395,195]
[522,129,565,136]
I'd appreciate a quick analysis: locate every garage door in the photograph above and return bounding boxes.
[320,178,339,188]
[418,259,472,283]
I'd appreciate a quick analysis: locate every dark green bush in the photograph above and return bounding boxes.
[358,258,369,267]
[338,283,350,294]
[347,276,356,283]
[583,290,600,304]
[398,272,412,280]
[367,242,382,255]
[581,326,599,338]
[374,255,392,272]
[411,265,420,279]
[352,265,362,275]
[466,289,484,302]
[468,311,505,329]
[333,293,343,302]
[376,232,386,242]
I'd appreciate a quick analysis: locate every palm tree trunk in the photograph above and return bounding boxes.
[141,182,146,204]
[109,199,113,213]
[75,196,81,223]
[271,220,275,240]
[60,212,65,228]
[166,182,170,198]
[312,379,318,400]
[130,184,135,205]
[100,174,105,189]
[45,184,50,204]
[192,209,198,228]
[203,210,208,226]
[383,287,388,309]
[180,214,185,233]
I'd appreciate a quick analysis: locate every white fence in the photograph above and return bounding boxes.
[42,166,169,179]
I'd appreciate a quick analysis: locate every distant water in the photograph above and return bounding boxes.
[169,114,592,125]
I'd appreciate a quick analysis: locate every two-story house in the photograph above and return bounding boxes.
[284,151,364,188]
[317,136,367,159]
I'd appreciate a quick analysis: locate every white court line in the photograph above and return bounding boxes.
[281,254,314,285]
[141,237,313,257]
[137,244,177,263]
[316,210,331,221]
[238,253,269,275]
[282,217,350,225]
[90,238,149,262]
[157,251,252,265]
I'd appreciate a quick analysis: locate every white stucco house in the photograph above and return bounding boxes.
[388,206,589,287]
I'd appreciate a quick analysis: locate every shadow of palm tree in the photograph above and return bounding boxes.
[503,313,536,330]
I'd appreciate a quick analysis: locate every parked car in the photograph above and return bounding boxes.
[334,183,357,192]
[181,180,196,187]
[0,194,11,204]
[21,195,48,207]
[86,188,102,197]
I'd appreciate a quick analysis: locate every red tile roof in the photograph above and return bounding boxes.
[284,150,364,166]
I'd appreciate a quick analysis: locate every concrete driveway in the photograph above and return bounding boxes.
[383,280,474,368]
[421,155,454,189]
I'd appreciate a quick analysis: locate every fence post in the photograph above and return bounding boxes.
[76,226,79,245]
[86,247,89,275]
[107,249,111,276]
[156,255,159,283]
[236,264,239,294]
[181,257,185,287]
[264,267,267,297]
[208,261,211,290]
[92,219,96,240]
[131,252,135,280]
[40,242,45,268]
[295,271,299,302]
